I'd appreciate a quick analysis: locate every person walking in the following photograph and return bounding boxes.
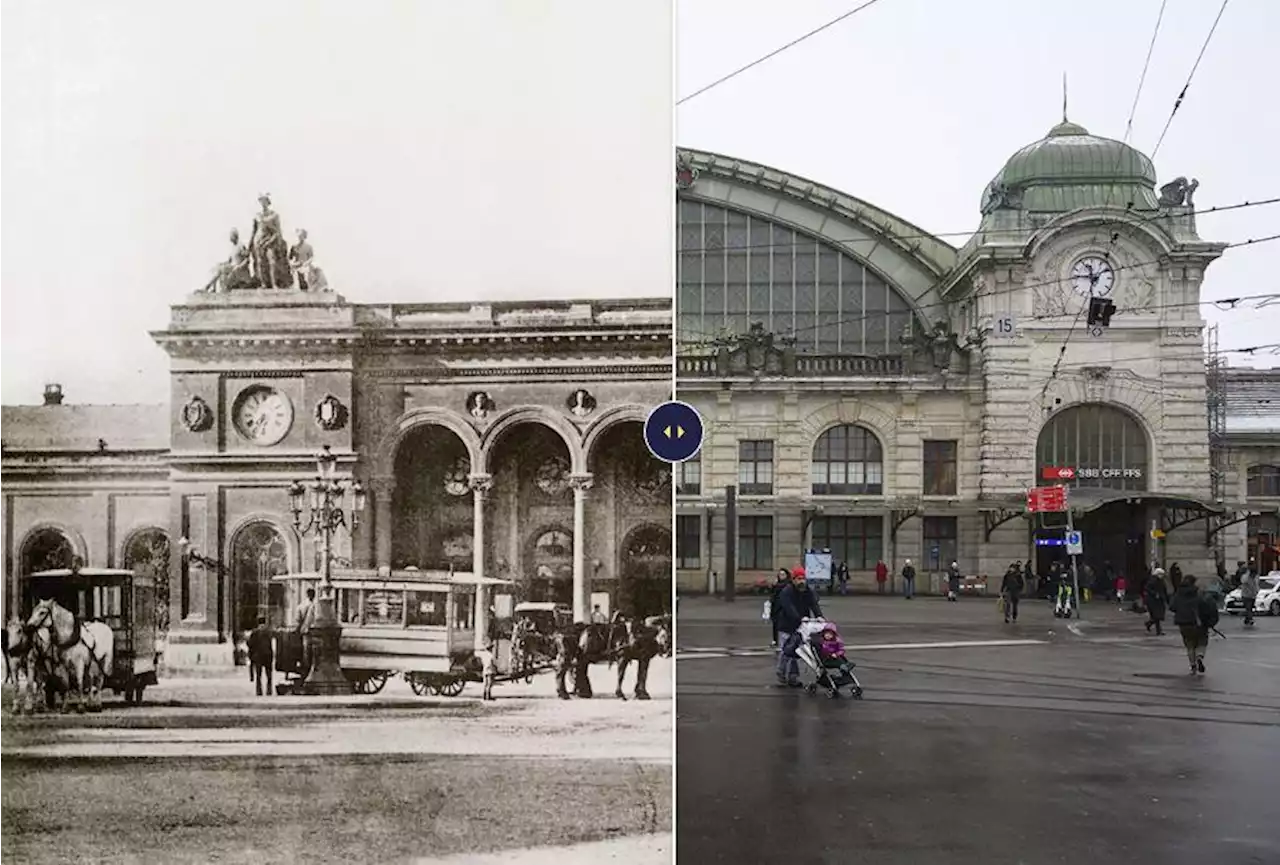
[1240,565,1260,627]
[1169,562,1183,591]
[1144,569,1169,636]
[1000,563,1025,623]
[875,559,888,594]
[247,616,275,696]
[947,561,961,602]
[836,561,851,596]
[901,559,917,600]
[774,571,823,687]
[1022,560,1035,599]
[1171,575,1217,675]
[767,569,789,648]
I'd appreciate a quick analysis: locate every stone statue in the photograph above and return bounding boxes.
[1158,176,1199,208]
[902,321,964,371]
[288,229,329,292]
[249,194,293,289]
[204,228,258,292]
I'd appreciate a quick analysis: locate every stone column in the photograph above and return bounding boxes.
[570,473,594,623]
[371,477,396,568]
[469,473,493,650]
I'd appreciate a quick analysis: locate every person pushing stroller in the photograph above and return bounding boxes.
[774,568,823,688]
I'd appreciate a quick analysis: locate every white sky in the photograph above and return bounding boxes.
[1,0,674,405]
[677,0,1280,364]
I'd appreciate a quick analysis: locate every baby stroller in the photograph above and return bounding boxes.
[795,619,864,700]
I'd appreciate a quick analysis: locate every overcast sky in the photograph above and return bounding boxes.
[1,0,674,405]
[677,0,1279,364]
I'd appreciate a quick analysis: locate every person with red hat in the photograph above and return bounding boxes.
[774,568,824,687]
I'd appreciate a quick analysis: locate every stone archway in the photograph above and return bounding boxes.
[619,524,672,620]
[228,521,289,644]
[20,527,77,575]
[392,424,477,571]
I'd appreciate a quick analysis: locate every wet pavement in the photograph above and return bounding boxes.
[676,594,1280,865]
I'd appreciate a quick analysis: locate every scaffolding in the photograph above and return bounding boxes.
[1205,324,1229,564]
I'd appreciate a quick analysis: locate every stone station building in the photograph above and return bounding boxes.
[674,119,1279,594]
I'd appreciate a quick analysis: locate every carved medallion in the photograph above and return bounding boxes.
[567,389,597,418]
[466,391,494,421]
[180,395,214,433]
[676,153,699,190]
[313,395,349,431]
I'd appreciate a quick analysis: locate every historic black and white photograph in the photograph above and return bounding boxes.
[673,2,1280,863]
[1,3,674,863]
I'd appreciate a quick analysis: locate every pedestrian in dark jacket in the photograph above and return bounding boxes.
[1169,562,1183,591]
[901,560,917,600]
[774,573,823,686]
[947,561,961,601]
[767,569,789,648]
[247,617,275,697]
[1000,565,1025,623]
[1170,576,1216,675]
[1144,569,1169,636]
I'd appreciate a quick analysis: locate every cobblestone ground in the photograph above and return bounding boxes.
[1,659,672,864]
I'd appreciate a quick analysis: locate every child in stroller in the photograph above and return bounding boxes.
[795,619,864,700]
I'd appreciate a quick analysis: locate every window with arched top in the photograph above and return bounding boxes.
[1036,404,1149,491]
[123,528,171,634]
[811,425,884,495]
[1248,465,1280,498]
[230,522,289,636]
[21,528,76,575]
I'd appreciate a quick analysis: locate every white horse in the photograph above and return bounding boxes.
[4,615,66,714]
[26,599,114,713]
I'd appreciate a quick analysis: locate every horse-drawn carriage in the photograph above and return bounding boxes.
[507,601,571,678]
[271,568,511,697]
[10,566,159,711]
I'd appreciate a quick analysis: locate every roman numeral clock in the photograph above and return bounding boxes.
[232,384,295,446]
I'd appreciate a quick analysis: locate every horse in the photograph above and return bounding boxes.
[647,614,672,658]
[552,621,618,700]
[510,618,555,679]
[5,615,66,714]
[609,616,664,701]
[26,599,115,713]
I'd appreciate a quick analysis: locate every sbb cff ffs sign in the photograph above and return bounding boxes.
[1027,485,1068,513]
[1041,466,1076,481]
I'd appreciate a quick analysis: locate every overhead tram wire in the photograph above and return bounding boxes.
[676,0,887,106]
[1151,0,1232,159]
[1039,0,1173,407]
[677,233,1280,347]
[674,196,1280,256]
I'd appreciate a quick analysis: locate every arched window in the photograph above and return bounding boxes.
[811,425,884,495]
[123,528,171,634]
[528,528,573,605]
[678,201,918,354]
[1247,465,1280,497]
[230,522,289,636]
[1036,404,1149,491]
[21,528,76,575]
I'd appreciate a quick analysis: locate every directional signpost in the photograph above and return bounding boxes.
[1065,530,1083,556]
[1026,485,1081,619]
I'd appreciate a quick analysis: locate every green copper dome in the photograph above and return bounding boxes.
[981,120,1159,215]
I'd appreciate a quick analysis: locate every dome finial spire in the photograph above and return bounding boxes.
[1062,71,1068,123]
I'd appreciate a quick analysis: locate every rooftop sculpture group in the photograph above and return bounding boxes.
[203,194,329,293]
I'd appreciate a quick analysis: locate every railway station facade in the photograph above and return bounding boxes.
[3,291,672,665]
[674,121,1280,594]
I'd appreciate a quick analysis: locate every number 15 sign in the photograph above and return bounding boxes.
[992,313,1018,339]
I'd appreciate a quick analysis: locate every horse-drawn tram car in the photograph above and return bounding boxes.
[271,568,518,697]
[19,566,159,708]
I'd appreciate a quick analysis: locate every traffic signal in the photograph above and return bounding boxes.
[1086,297,1116,327]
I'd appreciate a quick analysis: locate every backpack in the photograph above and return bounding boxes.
[1197,595,1220,629]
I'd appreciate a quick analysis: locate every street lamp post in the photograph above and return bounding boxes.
[288,444,365,696]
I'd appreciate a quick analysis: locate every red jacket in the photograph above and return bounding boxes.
[875,562,888,582]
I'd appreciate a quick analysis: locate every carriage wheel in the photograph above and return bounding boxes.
[357,672,389,695]
[438,677,465,697]
[406,674,432,697]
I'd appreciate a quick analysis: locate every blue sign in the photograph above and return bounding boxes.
[1036,538,1066,547]
[643,401,704,463]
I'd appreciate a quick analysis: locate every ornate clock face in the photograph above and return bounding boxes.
[233,386,294,445]
[443,456,471,497]
[1069,255,1115,296]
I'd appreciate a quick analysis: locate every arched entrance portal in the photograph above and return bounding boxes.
[229,522,289,646]
[489,421,575,606]
[588,420,672,619]
[620,524,672,620]
[21,528,76,575]
[392,425,475,571]
[123,529,171,635]
[1035,404,1151,582]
